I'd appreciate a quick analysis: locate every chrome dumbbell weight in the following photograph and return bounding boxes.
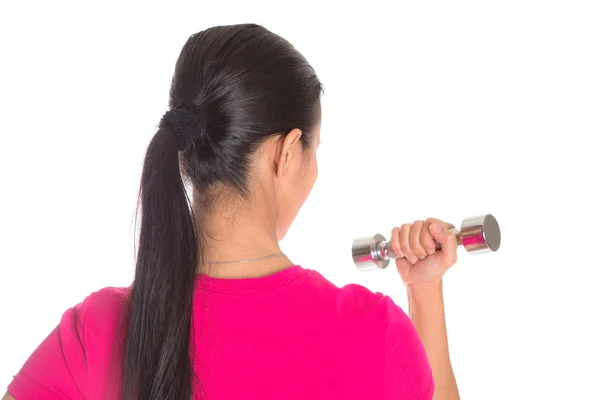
[351,214,501,271]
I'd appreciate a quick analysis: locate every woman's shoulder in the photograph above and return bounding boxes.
[304,269,406,323]
[80,286,130,310]
[6,286,132,399]
[76,286,131,332]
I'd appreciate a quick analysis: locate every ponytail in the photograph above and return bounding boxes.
[117,23,323,400]
[123,125,198,399]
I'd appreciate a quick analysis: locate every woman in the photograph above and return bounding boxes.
[3,24,460,400]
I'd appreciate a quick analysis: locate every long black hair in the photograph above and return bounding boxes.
[123,24,322,399]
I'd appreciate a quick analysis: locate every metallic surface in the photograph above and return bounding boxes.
[352,214,501,271]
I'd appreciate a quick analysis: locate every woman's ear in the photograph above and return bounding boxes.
[275,128,302,177]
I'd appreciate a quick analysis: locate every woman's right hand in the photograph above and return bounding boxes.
[388,218,459,287]
[390,218,462,400]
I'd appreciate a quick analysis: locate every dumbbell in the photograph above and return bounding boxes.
[352,214,501,271]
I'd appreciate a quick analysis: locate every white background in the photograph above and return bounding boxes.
[1,1,599,399]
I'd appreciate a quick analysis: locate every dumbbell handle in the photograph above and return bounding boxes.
[352,214,501,271]
[384,228,461,259]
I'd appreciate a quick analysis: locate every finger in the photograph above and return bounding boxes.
[428,221,458,251]
[420,221,437,255]
[399,224,418,264]
[389,227,405,258]
[426,217,455,231]
[409,220,428,260]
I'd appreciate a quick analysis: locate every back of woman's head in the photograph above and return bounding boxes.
[171,24,322,191]
[121,24,322,400]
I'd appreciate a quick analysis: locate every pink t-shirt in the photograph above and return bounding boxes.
[8,266,434,399]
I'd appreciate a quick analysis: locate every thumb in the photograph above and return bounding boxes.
[429,222,456,249]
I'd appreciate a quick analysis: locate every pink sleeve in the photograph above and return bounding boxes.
[383,297,435,400]
[7,303,88,400]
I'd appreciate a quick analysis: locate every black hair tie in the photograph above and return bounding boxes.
[158,104,207,151]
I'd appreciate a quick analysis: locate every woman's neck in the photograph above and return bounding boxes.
[193,198,292,279]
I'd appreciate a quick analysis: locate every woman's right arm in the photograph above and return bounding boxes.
[2,393,16,400]
[407,281,459,400]
[388,218,462,400]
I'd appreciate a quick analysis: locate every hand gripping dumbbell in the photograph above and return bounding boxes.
[352,214,501,271]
